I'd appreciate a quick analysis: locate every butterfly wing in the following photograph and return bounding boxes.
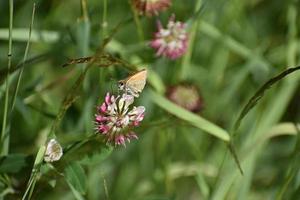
[127,80,146,97]
[121,69,147,97]
[127,70,147,92]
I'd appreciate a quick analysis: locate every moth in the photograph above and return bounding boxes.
[118,69,147,97]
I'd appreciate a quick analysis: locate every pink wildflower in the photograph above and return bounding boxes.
[150,15,188,59]
[132,0,171,16]
[166,84,203,113]
[95,93,145,146]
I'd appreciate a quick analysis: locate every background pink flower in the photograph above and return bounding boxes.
[166,84,203,113]
[132,0,171,16]
[150,15,188,59]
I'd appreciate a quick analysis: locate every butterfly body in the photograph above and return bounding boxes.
[118,69,147,97]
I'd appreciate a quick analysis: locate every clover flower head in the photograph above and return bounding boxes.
[132,0,171,16]
[44,139,63,162]
[95,93,145,146]
[150,14,188,59]
[167,84,203,112]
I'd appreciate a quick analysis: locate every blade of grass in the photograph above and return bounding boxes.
[180,0,203,80]
[78,0,91,98]
[265,123,299,138]
[22,145,46,200]
[0,29,59,43]
[130,1,144,43]
[11,3,35,113]
[1,0,14,156]
[101,0,108,38]
[236,123,300,161]
[227,142,243,175]
[77,0,90,64]
[64,162,86,198]
[0,53,48,85]
[233,65,300,134]
[149,89,230,141]
[276,123,300,200]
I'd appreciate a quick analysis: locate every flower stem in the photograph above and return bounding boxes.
[179,0,202,81]
[80,0,89,20]
[130,1,144,42]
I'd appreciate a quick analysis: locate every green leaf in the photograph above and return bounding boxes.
[48,180,56,188]
[64,162,86,196]
[34,145,46,167]
[79,145,113,166]
[0,154,27,173]
[66,181,85,200]
[149,89,230,142]
[234,65,300,133]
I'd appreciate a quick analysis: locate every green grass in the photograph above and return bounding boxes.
[0,0,300,199]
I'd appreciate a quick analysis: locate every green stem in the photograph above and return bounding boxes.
[80,0,89,20]
[63,134,96,155]
[102,0,108,38]
[179,0,202,80]
[130,2,144,42]
[1,0,13,156]
[11,4,35,112]
[22,145,46,200]
[21,173,36,200]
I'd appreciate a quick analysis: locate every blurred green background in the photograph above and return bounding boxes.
[1,0,300,199]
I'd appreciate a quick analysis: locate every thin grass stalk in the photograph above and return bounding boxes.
[275,123,300,199]
[99,0,109,108]
[179,0,202,80]
[11,3,35,112]
[1,7,35,198]
[78,0,92,132]
[22,145,45,200]
[1,0,13,156]
[78,0,91,68]
[21,172,36,200]
[81,0,89,20]
[130,1,144,42]
[102,0,108,38]
[103,175,109,200]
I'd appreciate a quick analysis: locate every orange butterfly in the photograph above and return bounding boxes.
[118,69,147,97]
